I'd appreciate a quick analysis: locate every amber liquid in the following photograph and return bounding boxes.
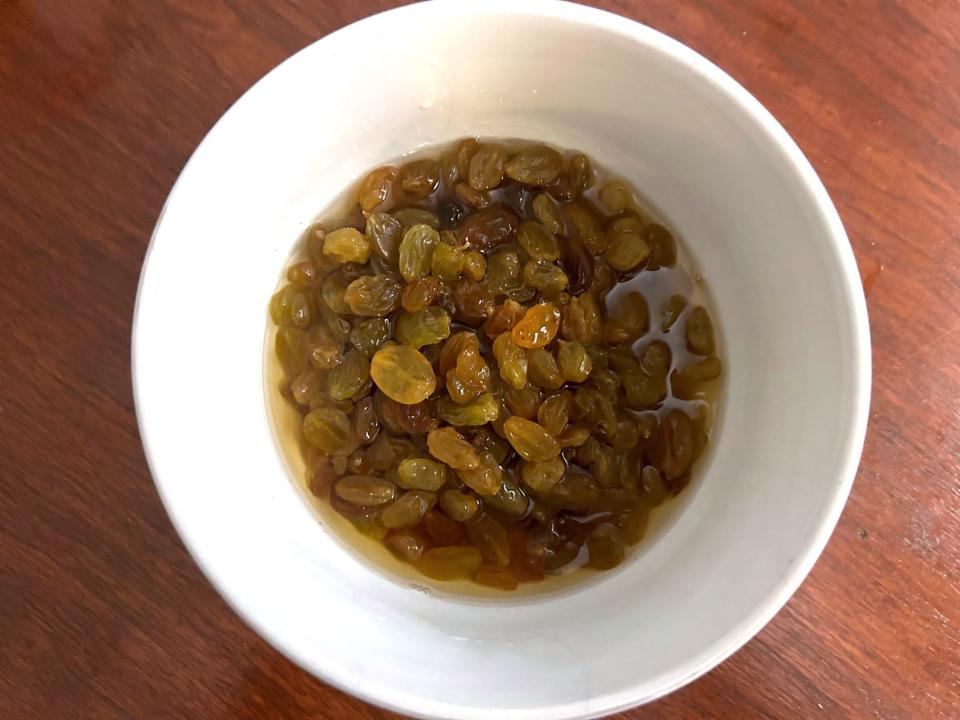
[264,138,724,599]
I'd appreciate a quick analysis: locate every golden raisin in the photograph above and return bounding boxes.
[512,303,561,349]
[427,427,481,470]
[503,416,561,462]
[369,345,436,404]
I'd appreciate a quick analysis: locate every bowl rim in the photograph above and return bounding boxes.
[132,1,871,717]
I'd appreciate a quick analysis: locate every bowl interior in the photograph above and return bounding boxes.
[133,3,869,718]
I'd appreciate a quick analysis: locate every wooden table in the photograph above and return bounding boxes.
[2,1,958,718]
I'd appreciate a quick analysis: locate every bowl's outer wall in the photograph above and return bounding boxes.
[133,2,870,718]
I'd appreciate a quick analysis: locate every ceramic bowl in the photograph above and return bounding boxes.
[133,2,871,717]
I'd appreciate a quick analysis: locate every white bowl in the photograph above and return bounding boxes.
[132,1,871,717]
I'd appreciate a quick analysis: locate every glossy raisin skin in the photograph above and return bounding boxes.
[456,204,519,249]
[369,345,436,404]
[344,275,402,317]
[268,137,721,590]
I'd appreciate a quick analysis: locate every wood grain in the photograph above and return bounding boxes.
[1,1,957,718]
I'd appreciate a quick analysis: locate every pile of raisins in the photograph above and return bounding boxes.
[270,138,722,589]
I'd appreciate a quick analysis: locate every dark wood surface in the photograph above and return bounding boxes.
[1,1,958,718]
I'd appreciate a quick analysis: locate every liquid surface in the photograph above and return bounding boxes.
[265,138,723,593]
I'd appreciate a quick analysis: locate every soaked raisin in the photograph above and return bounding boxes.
[356,166,397,212]
[376,394,438,434]
[401,276,441,313]
[536,391,572,435]
[451,345,490,398]
[344,275,402,317]
[647,409,694,480]
[452,278,495,324]
[438,200,466,229]
[396,458,446,491]
[456,204,519,249]
[286,259,317,286]
[327,349,370,401]
[526,348,564,390]
[320,267,356,315]
[462,251,486,281]
[381,491,435,528]
[562,202,606,254]
[397,158,441,198]
[485,478,530,517]
[531,193,565,234]
[350,318,391,356]
[334,475,396,506]
[605,292,649,344]
[685,306,716,355]
[484,249,522,296]
[454,182,491,209]
[437,393,499,425]
[644,223,677,269]
[323,227,371,264]
[430,242,465,285]
[492,333,528,389]
[427,427,481,470]
[560,236,595,295]
[555,425,590,447]
[524,260,568,296]
[290,369,325,407]
[520,457,565,493]
[604,230,650,272]
[399,224,440,282]
[305,326,342,370]
[504,384,542,419]
[567,153,594,193]
[503,416,560,462]
[275,326,309,375]
[386,533,425,563]
[352,396,380,444]
[366,212,402,265]
[587,523,626,569]
[423,509,467,546]
[396,307,451,348]
[598,180,635,213]
[302,407,356,456]
[369,345,436,404]
[482,299,525,338]
[456,450,503,495]
[270,285,315,328]
[504,145,563,185]
[440,489,480,522]
[419,546,483,580]
[561,293,602,344]
[661,294,688,332]
[455,137,480,178]
[467,515,511,566]
[556,341,592,382]
[468,144,507,190]
[473,565,519,590]
[671,356,722,400]
[439,331,480,376]
[393,207,440,230]
[512,303,560,349]
[545,470,600,512]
